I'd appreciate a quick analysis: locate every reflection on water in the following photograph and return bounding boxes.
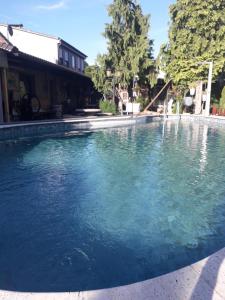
[0,120,225,292]
[200,125,208,173]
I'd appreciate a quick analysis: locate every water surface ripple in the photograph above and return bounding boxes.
[0,120,225,292]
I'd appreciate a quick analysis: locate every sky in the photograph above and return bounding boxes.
[0,0,175,65]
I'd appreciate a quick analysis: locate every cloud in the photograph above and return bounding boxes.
[36,1,67,10]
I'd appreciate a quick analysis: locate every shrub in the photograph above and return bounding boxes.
[220,86,225,109]
[172,100,185,114]
[135,96,149,112]
[99,100,117,115]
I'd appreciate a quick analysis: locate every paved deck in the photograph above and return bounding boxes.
[0,247,225,300]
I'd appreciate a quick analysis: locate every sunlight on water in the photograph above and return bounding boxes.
[0,120,225,292]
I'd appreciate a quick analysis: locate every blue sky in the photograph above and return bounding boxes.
[0,0,175,64]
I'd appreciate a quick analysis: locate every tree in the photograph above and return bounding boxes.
[220,86,225,108]
[86,0,155,98]
[85,54,112,99]
[161,0,225,88]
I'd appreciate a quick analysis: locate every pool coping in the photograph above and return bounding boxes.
[0,114,164,141]
[1,114,225,142]
[1,113,225,299]
[1,113,225,129]
[0,115,139,129]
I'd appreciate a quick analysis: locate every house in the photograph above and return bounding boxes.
[0,24,93,123]
[0,24,86,73]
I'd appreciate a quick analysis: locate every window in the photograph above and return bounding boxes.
[62,50,69,67]
[77,56,81,70]
[59,47,63,64]
[59,47,63,58]
[72,55,75,69]
[65,51,69,65]
[64,50,69,61]
[80,59,84,72]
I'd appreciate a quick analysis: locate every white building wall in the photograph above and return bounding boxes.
[0,25,59,64]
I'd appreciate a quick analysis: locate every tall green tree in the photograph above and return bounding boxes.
[161,0,225,88]
[86,0,155,97]
[85,54,112,98]
[105,0,155,87]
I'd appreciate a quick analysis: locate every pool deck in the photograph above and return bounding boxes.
[1,113,225,299]
[0,247,225,300]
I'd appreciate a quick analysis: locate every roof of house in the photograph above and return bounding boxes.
[0,24,87,58]
[0,32,18,53]
[17,51,90,79]
[0,23,59,40]
[59,39,87,58]
[0,30,90,79]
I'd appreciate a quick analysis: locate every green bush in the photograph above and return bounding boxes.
[220,86,225,109]
[99,100,116,114]
[211,95,219,105]
[172,100,183,114]
[135,96,149,112]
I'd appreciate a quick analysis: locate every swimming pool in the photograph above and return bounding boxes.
[0,119,225,292]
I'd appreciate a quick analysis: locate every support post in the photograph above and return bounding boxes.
[112,76,115,104]
[205,62,213,116]
[0,72,3,123]
[1,68,10,122]
[194,81,203,115]
[164,90,169,117]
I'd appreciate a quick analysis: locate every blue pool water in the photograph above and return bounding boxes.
[1,120,225,292]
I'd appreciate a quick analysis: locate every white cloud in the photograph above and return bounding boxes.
[36,1,67,10]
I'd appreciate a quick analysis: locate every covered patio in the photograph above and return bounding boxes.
[0,35,96,124]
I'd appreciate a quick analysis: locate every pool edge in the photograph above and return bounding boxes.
[0,115,161,141]
[0,246,224,299]
[2,114,225,142]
